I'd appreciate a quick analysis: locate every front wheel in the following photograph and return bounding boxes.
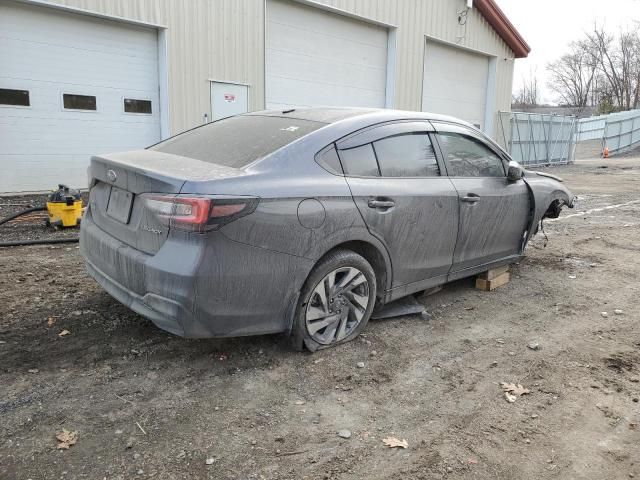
[292,249,376,351]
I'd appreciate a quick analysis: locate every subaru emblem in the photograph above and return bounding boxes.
[107,169,117,182]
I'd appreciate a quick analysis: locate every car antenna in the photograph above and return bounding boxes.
[282,108,295,114]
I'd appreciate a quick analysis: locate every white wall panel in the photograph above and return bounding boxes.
[265,0,388,109]
[422,41,489,129]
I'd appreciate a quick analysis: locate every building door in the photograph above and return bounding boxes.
[210,82,248,121]
[0,1,161,192]
[265,0,388,109]
[422,40,490,131]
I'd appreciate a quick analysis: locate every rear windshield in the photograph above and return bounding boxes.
[149,115,325,168]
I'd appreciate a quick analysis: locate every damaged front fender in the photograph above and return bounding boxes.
[522,171,575,246]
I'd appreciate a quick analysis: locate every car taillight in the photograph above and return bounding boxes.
[142,194,258,233]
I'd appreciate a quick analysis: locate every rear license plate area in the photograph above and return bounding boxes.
[106,186,133,224]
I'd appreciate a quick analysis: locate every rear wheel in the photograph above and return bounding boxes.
[292,249,376,351]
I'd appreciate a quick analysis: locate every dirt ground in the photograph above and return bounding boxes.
[1,154,639,480]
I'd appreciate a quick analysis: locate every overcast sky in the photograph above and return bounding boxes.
[495,0,640,104]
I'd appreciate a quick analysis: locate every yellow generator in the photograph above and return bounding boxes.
[46,184,83,228]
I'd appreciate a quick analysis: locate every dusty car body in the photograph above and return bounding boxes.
[80,108,574,349]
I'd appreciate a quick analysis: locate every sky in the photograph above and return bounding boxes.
[494,0,640,104]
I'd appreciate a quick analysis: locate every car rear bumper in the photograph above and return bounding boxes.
[80,209,312,338]
[85,258,189,336]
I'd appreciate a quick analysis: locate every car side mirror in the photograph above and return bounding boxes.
[507,161,524,182]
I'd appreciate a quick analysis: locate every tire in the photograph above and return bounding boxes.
[292,249,377,352]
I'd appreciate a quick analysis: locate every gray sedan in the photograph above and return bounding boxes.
[80,108,574,350]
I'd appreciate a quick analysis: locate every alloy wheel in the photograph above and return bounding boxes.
[305,266,370,345]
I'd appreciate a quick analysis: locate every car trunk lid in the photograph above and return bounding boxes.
[87,150,242,254]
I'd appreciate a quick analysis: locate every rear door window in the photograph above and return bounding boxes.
[373,133,439,177]
[150,115,324,168]
[437,133,505,177]
[338,144,379,176]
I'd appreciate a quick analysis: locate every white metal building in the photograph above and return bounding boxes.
[0,0,529,192]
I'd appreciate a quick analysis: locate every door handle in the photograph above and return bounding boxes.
[368,199,395,209]
[461,193,480,203]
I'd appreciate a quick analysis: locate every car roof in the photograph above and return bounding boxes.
[246,107,474,129]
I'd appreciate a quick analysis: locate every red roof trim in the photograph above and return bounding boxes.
[474,0,531,58]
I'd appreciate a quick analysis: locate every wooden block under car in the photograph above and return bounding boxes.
[475,265,511,291]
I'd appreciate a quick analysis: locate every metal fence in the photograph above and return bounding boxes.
[575,109,640,144]
[599,110,640,154]
[498,109,640,164]
[497,112,577,166]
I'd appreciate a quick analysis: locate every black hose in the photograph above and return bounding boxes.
[0,206,46,226]
[0,237,79,248]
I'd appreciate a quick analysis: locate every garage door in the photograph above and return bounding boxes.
[266,0,388,110]
[0,2,161,192]
[422,41,489,130]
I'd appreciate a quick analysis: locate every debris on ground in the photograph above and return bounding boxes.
[58,330,70,337]
[501,382,531,403]
[356,362,365,368]
[371,295,429,320]
[382,437,409,449]
[527,341,541,351]
[337,430,352,439]
[614,309,624,315]
[56,430,78,449]
[601,312,609,318]
[205,458,215,465]
[135,422,147,435]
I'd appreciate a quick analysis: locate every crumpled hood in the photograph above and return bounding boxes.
[525,170,564,183]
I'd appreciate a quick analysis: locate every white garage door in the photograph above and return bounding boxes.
[266,0,388,110]
[0,2,161,192]
[422,41,489,130]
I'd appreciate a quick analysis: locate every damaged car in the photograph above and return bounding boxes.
[80,108,574,350]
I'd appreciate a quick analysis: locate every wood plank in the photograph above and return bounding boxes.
[475,271,511,291]
[477,264,510,280]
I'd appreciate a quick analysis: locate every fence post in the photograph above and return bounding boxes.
[527,114,533,164]
[561,117,576,164]
[515,114,525,163]
[569,117,577,163]
[541,113,549,165]
[547,115,553,164]
[549,115,564,165]
[602,118,609,157]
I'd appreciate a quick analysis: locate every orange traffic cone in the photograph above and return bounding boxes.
[603,146,609,158]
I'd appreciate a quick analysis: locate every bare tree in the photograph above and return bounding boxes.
[512,68,539,107]
[546,41,597,112]
[584,26,640,110]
